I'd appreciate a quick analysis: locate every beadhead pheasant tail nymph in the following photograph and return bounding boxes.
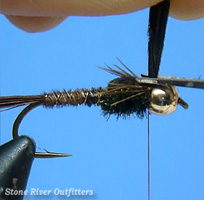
[0,61,188,119]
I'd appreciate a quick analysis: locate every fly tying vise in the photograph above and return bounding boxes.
[0,60,188,158]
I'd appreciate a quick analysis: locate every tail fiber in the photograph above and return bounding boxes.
[0,95,44,110]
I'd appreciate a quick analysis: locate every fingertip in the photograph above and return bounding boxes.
[170,0,204,20]
[5,16,67,33]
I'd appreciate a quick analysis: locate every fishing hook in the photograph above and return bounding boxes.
[12,102,71,158]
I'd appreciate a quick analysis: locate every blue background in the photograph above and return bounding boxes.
[1,8,204,200]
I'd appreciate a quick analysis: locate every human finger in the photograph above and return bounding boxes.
[1,0,204,32]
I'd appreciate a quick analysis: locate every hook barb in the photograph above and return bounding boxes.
[12,103,70,158]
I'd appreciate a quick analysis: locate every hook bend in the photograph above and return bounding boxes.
[12,103,71,158]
